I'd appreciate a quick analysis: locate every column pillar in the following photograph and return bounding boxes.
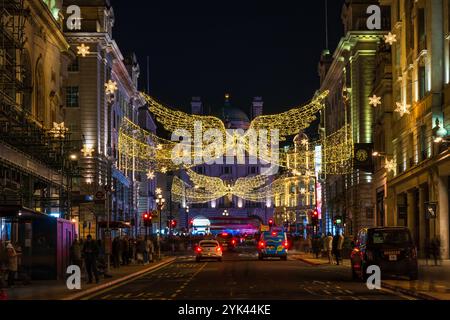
[438,175,449,259]
[418,187,427,257]
[407,191,415,241]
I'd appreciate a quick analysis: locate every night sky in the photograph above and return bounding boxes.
[112,0,344,117]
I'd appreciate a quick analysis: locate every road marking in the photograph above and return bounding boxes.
[80,259,177,300]
[169,262,207,300]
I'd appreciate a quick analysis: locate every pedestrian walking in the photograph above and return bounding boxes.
[147,237,155,263]
[136,238,145,264]
[70,239,83,269]
[122,237,130,265]
[312,236,320,259]
[325,233,333,264]
[332,232,345,265]
[6,242,20,287]
[82,235,99,284]
[431,237,442,266]
[112,237,122,268]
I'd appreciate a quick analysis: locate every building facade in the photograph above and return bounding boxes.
[318,0,390,236]
[62,0,156,239]
[175,96,275,235]
[374,0,450,259]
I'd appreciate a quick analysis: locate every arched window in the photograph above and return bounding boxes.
[35,58,45,125]
[21,50,32,113]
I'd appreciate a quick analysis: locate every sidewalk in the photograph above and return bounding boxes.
[290,251,351,267]
[1,257,176,300]
[291,251,450,300]
[383,260,450,300]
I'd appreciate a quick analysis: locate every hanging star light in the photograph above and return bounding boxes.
[49,122,69,139]
[369,95,382,107]
[146,170,155,180]
[385,159,396,173]
[395,102,411,117]
[301,139,309,146]
[156,144,163,150]
[105,80,118,95]
[81,144,95,157]
[77,43,90,57]
[300,188,307,195]
[384,32,397,45]
[161,167,168,174]
[155,188,162,195]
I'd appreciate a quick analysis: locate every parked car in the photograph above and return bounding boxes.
[350,227,418,281]
[195,240,223,262]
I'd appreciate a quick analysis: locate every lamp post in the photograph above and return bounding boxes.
[155,194,165,260]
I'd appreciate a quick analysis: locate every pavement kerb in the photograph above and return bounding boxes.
[62,257,177,300]
[381,282,442,301]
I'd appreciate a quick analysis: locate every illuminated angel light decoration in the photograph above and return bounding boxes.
[49,122,69,139]
[384,32,397,45]
[395,102,411,117]
[369,95,382,107]
[81,144,95,157]
[385,159,396,173]
[77,43,90,57]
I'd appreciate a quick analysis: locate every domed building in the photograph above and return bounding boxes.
[176,95,274,236]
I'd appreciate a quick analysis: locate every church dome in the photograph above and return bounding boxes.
[214,94,250,126]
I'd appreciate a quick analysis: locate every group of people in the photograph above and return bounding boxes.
[70,235,158,284]
[307,233,345,265]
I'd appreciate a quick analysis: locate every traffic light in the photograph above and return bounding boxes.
[334,216,343,226]
[171,220,177,228]
[142,212,152,227]
[311,210,319,226]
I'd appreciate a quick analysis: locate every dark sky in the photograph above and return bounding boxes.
[111,0,345,116]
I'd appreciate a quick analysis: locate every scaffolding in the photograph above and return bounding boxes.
[0,0,81,217]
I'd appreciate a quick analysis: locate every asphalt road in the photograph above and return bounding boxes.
[84,247,413,300]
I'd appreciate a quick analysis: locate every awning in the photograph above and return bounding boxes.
[97,221,132,229]
[0,205,46,219]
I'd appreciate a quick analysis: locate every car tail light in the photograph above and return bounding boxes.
[283,241,289,248]
[196,247,202,253]
[258,241,266,249]
[216,246,222,252]
[231,239,236,245]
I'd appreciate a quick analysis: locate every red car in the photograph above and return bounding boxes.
[216,233,238,252]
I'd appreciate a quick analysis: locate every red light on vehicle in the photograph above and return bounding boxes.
[258,241,266,249]
[283,241,289,248]
[216,247,222,252]
[231,239,236,245]
[196,247,202,253]
[272,232,277,236]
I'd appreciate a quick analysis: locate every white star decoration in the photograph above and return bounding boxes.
[301,139,309,146]
[160,167,168,174]
[300,188,307,195]
[369,95,382,107]
[49,122,68,138]
[384,32,397,45]
[395,102,411,117]
[81,144,95,157]
[146,170,155,180]
[156,144,163,150]
[77,44,90,57]
[105,80,118,95]
[385,159,396,173]
[155,188,162,195]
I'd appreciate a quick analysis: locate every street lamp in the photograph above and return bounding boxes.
[222,209,229,216]
[155,193,166,260]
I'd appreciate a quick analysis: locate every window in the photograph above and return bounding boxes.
[249,167,257,174]
[223,166,231,174]
[66,86,79,108]
[418,64,426,100]
[419,125,428,161]
[418,8,426,52]
[68,58,79,72]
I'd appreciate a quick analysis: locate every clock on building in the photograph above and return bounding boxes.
[356,149,369,162]
[354,143,374,173]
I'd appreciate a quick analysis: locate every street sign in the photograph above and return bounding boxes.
[95,191,105,201]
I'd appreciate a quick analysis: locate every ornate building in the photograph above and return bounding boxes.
[62,0,157,238]
[375,0,450,259]
[318,0,390,236]
[175,95,275,235]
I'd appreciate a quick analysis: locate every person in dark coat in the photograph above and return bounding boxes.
[112,237,122,268]
[82,235,99,284]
